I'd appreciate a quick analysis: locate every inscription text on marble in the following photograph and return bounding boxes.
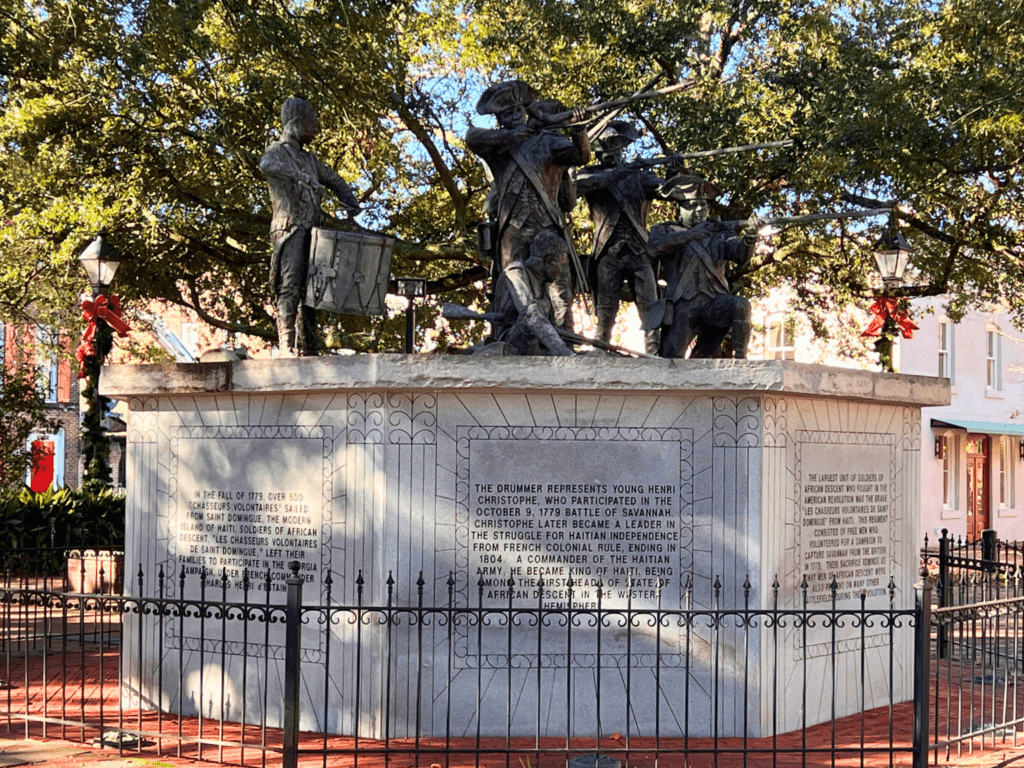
[467,437,682,608]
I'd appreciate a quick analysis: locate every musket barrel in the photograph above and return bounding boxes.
[759,207,891,227]
[543,80,692,127]
[636,140,794,167]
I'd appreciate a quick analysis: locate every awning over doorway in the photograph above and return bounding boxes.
[931,418,1024,436]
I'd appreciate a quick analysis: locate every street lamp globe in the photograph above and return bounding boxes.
[871,216,913,291]
[79,235,121,295]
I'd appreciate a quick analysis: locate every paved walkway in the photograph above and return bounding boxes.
[5,729,1024,768]
[4,596,1024,767]
[6,651,1024,767]
[0,736,226,767]
[5,737,1024,768]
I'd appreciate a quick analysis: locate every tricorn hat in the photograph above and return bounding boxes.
[592,121,640,154]
[476,80,536,115]
[659,173,723,201]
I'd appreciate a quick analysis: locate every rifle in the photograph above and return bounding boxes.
[745,207,892,231]
[538,81,693,128]
[441,303,659,360]
[682,207,892,235]
[627,140,794,169]
[757,207,892,228]
[648,208,892,255]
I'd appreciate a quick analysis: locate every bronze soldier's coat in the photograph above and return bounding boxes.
[576,164,665,352]
[647,220,754,358]
[651,222,738,305]
[260,136,360,295]
[578,167,662,260]
[466,126,589,289]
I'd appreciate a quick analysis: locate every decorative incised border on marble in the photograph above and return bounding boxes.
[453,425,693,669]
[164,424,334,661]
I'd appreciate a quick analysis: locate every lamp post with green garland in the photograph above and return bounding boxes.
[77,236,124,493]
[864,215,915,373]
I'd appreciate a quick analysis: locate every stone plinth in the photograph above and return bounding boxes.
[103,356,948,739]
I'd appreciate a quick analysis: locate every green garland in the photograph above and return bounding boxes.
[80,318,114,493]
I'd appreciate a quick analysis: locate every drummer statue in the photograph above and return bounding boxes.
[260,98,360,356]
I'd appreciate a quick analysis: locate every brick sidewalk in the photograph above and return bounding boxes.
[4,609,1024,767]
[6,734,1024,768]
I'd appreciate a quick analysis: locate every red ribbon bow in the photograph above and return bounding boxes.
[76,294,131,378]
[860,297,918,340]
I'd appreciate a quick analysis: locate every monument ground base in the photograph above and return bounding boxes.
[103,355,947,738]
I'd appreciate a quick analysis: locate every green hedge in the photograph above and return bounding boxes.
[0,485,125,550]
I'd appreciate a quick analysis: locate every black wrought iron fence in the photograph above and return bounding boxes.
[922,529,1024,609]
[1,561,932,768]
[927,591,1024,763]
[1,563,286,766]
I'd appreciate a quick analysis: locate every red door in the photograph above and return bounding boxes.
[29,440,55,493]
[966,435,990,541]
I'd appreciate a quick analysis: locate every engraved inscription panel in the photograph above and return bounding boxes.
[460,427,686,609]
[168,426,333,658]
[797,432,895,655]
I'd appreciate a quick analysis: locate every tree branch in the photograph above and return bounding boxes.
[179,279,275,340]
[635,111,672,155]
[391,95,469,232]
[839,190,964,248]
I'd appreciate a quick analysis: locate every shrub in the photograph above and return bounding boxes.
[0,484,125,551]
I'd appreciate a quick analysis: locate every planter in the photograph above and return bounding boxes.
[66,549,124,594]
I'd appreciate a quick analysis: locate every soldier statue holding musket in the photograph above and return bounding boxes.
[645,171,893,359]
[491,231,576,357]
[466,81,590,333]
[576,121,672,355]
[260,98,360,357]
[646,175,756,359]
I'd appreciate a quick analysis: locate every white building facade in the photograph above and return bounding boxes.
[897,302,1024,542]
[748,291,1024,544]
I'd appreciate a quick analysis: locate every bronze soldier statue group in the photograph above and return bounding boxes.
[464,79,757,360]
[259,88,880,359]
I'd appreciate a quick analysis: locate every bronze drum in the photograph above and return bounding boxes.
[304,228,394,316]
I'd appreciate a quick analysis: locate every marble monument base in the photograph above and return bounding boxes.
[102,355,948,739]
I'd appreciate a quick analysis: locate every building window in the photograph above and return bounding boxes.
[986,328,1002,391]
[35,327,58,404]
[942,434,956,508]
[998,436,1015,509]
[938,320,953,381]
[765,316,796,360]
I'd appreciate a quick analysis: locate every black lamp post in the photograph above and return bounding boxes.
[395,277,427,354]
[869,214,914,373]
[78,235,122,492]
